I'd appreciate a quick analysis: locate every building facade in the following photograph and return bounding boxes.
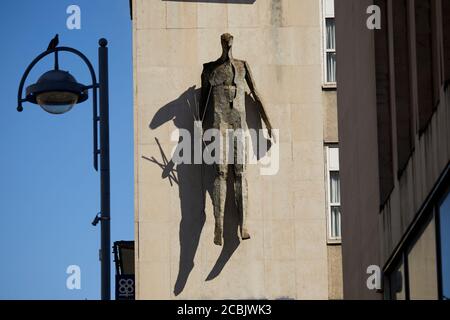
[336,0,450,299]
[131,0,342,299]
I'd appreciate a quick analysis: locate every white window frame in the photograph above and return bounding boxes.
[321,0,337,88]
[326,145,341,243]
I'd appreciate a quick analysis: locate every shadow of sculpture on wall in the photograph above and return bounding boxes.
[142,138,178,186]
[162,0,256,4]
[146,85,271,296]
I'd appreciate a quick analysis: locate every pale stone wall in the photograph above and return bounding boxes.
[327,245,343,299]
[323,91,338,143]
[133,0,332,299]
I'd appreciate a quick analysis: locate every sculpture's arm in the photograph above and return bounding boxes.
[244,61,273,138]
[244,61,262,102]
[199,65,211,122]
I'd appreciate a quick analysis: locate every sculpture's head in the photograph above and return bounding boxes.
[221,33,234,50]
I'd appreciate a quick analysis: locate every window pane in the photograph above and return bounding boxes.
[326,52,336,83]
[415,0,436,131]
[407,214,438,299]
[324,0,335,17]
[443,0,450,83]
[331,206,341,238]
[328,147,339,171]
[326,18,336,50]
[439,190,450,300]
[330,171,340,203]
[393,0,413,174]
[374,0,394,207]
[389,260,406,300]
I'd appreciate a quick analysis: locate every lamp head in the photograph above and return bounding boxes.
[25,69,88,114]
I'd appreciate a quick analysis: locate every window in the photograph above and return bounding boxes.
[323,0,336,85]
[415,0,438,132]
[374,0,394,207]
[393,0,414,175]
[387,214,439,299]
[443,0,450,84]
[407,214,438,299]
[386,168,450,300]
[326,146,341,241]
[438,189,450,299]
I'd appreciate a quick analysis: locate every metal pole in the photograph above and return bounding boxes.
[98,38,111,300]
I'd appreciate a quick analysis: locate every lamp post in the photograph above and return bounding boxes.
[17,37,111,300]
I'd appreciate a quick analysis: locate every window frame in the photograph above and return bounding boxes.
[322,0,337,88]
[326,145,341,243]
[384,164,450,300]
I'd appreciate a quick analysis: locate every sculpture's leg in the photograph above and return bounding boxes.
[234,165,249,240]
[233,126,250,241]
[213,164,227,246]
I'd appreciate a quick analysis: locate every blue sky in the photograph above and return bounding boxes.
[0,1,133,299]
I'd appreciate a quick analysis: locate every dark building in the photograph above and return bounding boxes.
[336,0,450,299]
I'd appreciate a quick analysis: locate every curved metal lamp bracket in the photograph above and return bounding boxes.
[17,47,100,171]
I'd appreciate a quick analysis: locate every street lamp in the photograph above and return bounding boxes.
[27,69,87,114]
[17,37,112,300]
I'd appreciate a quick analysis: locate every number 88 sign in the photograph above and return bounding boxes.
[116,275,135,300]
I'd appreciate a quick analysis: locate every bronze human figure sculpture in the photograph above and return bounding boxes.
[200,33,273,246]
